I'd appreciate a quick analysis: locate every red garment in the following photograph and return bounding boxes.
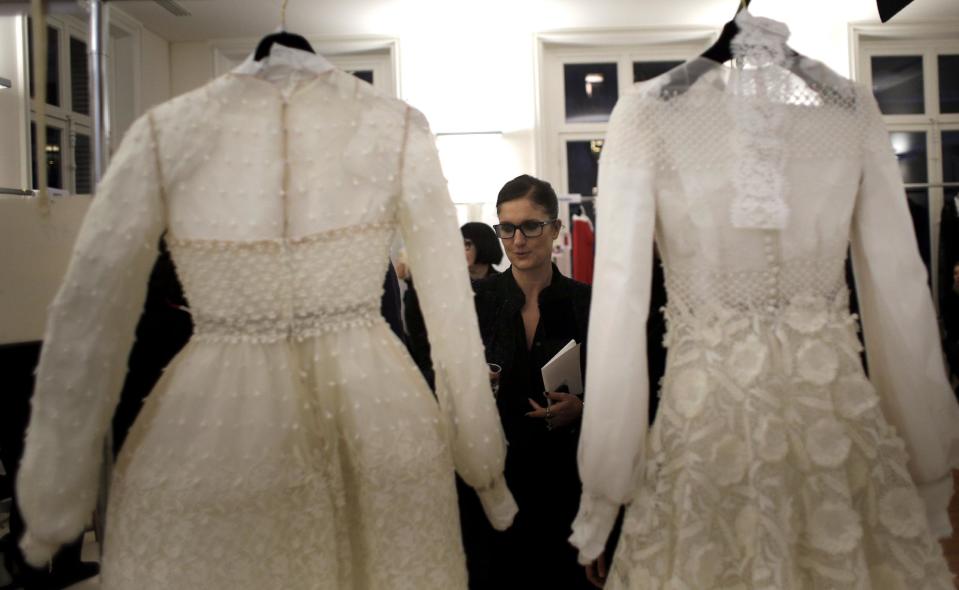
[572,214,595,284]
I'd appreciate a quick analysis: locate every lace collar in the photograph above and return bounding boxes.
[731,10,791,67]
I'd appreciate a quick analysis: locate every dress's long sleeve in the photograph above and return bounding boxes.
[851,90,959,538]
[17,114,166,565]
[397,107,517,530]
[570,92,657,563]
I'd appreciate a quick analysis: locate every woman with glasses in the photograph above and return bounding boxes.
[461,174,593,589]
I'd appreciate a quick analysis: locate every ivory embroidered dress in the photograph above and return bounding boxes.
[17,47,516,590]
[571,12,959,589]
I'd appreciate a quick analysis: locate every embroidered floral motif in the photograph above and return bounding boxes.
[834,375,879,419]
[879,488,927,539]
[796,339,839,386]
[711,435,748,486]
[783,294,829,334]
[806,502,862,553]
[670,367,710,418]
[805,418,851,468]
[726,334,767,386]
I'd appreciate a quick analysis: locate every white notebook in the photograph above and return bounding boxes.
[541,339,583,395]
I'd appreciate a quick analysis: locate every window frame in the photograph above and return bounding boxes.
[21,11,138,196]
[535,28,713,195]
[851,22,959,302]
[25,16,89,196]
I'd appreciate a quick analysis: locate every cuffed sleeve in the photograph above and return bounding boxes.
[850,89,959,539]
[397,107,517,530]
[16,114,166,565]
[571,92,657,561]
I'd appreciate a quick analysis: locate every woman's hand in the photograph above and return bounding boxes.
[526,391,583,430]
[585,553,608,588]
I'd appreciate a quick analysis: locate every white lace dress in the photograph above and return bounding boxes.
[16,47,516,590]
[571,12,959,589]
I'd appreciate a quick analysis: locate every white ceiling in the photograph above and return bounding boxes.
[116,0,959,43]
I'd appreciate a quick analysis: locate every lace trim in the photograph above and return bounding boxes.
[192,309,382,344]
[727,11,793,229]
[731,11,790,68]
[169,221,395,343]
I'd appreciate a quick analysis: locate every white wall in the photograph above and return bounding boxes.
[0,198,91,344]
[171,41,213,96]
[141,27,171,110]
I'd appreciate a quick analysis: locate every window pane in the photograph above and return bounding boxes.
[350,70,374,85]
[566,139,603,197]
[889,131,927,184]
[944,131,959,184]
[46,26,60,107]
[70,37,89,115]
[564,63,618,124]
[31,123,64,190]
[906,188,931,279]
[633,60,682,83]
[75,133,92,194]
[871,56,924,115]
[26,22,60,106]
[939,55,959,114]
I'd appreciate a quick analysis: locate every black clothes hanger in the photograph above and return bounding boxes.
[253,31,315,61]
[253,0,315,61]
[699,0,753,65]
[700,18,745,65]
[659,0,839,101]
[877,0,915,23]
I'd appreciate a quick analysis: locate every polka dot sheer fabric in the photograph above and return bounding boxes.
[572,11,959,589]
[17,46,516,589]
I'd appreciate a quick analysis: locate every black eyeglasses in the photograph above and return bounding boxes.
[493,219,557,239]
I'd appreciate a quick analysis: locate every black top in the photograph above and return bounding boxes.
[469,264,592,588]
[474,264,591,457]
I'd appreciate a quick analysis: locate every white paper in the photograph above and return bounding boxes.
[541,339,583,395]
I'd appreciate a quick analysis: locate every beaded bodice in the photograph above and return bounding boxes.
[168,223,395,343]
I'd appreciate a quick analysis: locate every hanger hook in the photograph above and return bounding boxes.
[738,0,750,12]
[281,0,289,29]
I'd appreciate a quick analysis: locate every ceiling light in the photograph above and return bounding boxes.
[584,73,604,98]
